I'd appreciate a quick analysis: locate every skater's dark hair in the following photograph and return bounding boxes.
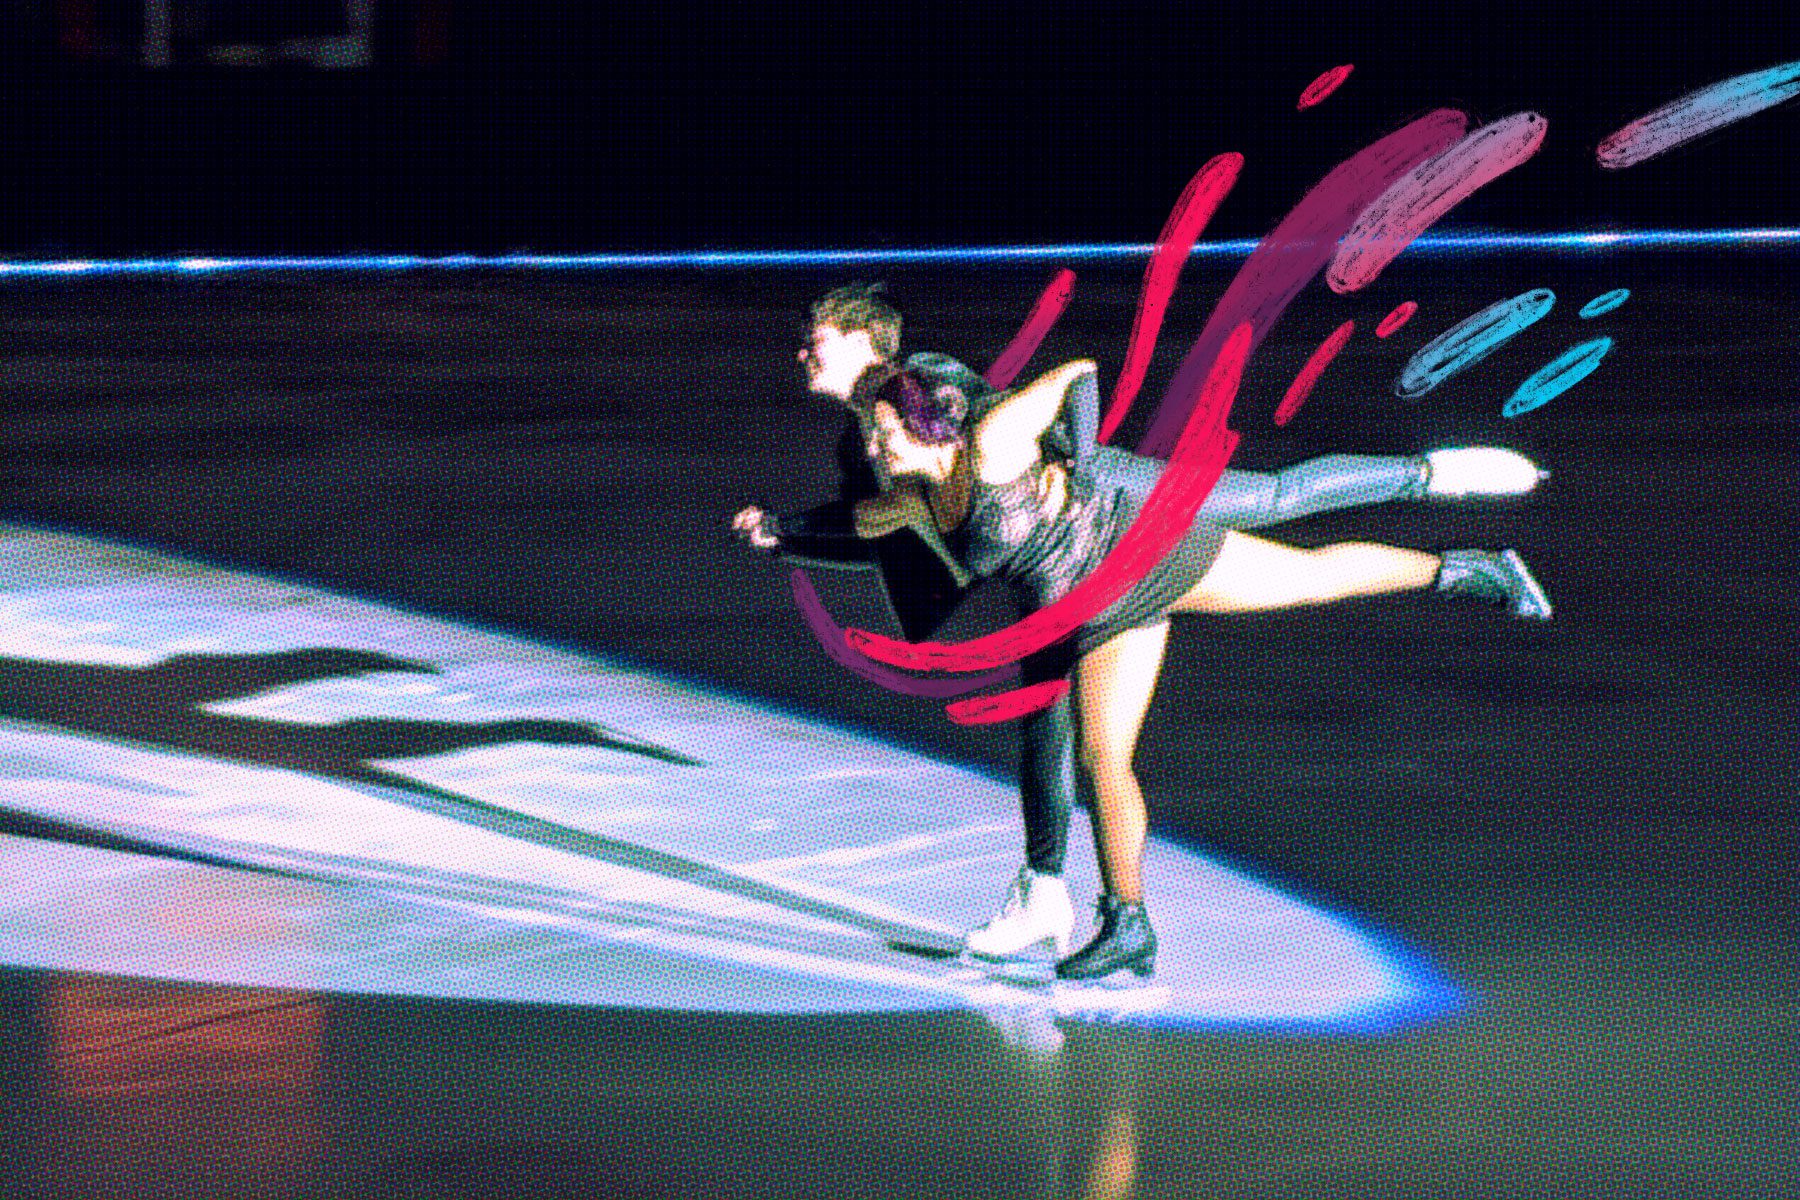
[810,282,901,360]
[867,368,966,446]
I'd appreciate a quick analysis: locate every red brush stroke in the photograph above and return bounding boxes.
[1375,300,1418,338]
[789,570,1019,696]
[846,321,1253,673]
[1297,64,1355,110]
[1273,319,1355,427]
[984,269,1077,390]
[946,678,1072,725]
[1103,153,1245,444]
[1135,110,1470,458]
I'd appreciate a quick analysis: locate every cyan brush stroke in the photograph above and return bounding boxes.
[1598,59,1800,170]
[1394,288,1556,398]
[1579,288,1630,318]
[1503,337,1614,417]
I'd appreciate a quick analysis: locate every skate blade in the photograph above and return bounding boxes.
[957,937,1064,967]
[1500,548,1554,619]
[1051,980,1171,1016]
[949,953,1058,988]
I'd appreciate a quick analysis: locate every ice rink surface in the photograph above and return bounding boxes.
[0,523,1455,1028]
[0,262,1791,1197]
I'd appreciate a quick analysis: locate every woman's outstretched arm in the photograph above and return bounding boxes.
[973,360,1098,484]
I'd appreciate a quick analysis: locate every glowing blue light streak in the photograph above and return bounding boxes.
[0,229,1797,278]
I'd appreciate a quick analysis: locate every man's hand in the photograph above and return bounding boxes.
[853,482,933,539]
[1037,461,1070,520]
[731,506,781,551]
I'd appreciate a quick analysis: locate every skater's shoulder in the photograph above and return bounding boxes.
[903,351,995,401]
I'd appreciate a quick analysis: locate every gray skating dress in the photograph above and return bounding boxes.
[945,464,1229,666]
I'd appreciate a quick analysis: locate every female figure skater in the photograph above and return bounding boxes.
[734,285,1547,972]
[844,360,1550,981]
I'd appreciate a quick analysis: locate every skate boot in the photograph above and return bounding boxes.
[964,867,1076,960]
[1054,895,1157,981]
[1423,447,1548,498]
[1435,548,1554,619]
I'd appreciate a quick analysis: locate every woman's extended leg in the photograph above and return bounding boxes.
[1090,447,1429,527]
[1086,445,1543,528]
[1172,531,1554,618]
[1062,354,1543,523]
[1172,530,1439,613]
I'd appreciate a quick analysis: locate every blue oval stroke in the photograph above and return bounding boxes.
[1395,288,1556,398]
[1503,337,1614,417]
[1579,288,1631,318]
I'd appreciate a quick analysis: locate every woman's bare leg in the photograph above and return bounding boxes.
[1171,530,1440,614]
[1072,621,1171,904]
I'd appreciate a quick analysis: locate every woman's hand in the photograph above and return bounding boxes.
[731,505,780,551]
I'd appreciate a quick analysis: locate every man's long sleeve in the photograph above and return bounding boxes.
[770,420,880,570]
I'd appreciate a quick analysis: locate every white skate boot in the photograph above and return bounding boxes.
[1423,447,1548,498]
[964,867,1076,960]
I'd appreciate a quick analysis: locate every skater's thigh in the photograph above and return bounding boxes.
[1170,530,1324,613]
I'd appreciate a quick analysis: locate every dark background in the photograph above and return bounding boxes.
[0,2,1796,256]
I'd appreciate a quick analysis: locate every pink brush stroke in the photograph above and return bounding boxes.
[1328,112,1547,295]
[1134,109,1470,459]
[946,678,1073,726]
[1375,300,1419,338]
[1273,319,1355,428]
[1297,64,1355,111]
[1103,153,1245,444]
[985,269,1077,390]
[788,569,1019,696]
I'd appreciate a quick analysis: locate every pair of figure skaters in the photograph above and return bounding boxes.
[732,285,1551,983]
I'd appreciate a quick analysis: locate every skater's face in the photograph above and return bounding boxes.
[799,322,880,400]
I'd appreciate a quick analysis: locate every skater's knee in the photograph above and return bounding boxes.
[1077,739,1134,783]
